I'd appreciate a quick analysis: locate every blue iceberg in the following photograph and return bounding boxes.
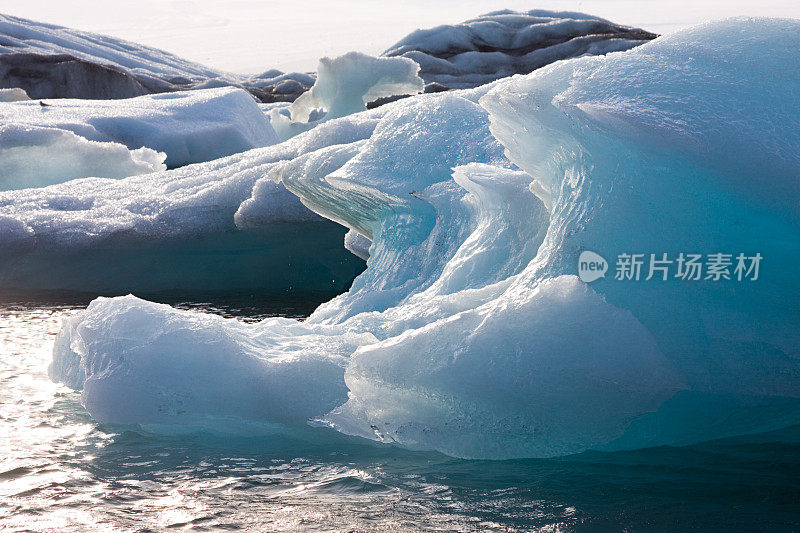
[50,19,800,459]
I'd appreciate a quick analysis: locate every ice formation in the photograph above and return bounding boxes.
[0,113,379,292]
[0,124,165,190]
[268,52,424,140]
[0,10,657,104]
[0,13,315,101]
[49,19,800,458]
[0,87,29,102]
[0,87,277,167]
[383,9,657,89]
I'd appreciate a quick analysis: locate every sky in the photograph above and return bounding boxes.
[2,0,799,74]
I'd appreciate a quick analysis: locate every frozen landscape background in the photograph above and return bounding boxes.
[0,2,798,531]
[4,0,799,73]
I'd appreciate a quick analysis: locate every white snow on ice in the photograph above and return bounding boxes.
[384,9,656,88]
[268,52,423,141]
[0,12,316,101]
[0,124,165,190]
[0,86,278,168]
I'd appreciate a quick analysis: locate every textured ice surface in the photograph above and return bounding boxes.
[0,13,221,88]
[0,13,315,102]
[384,9,656,89]
[0,10,657,105]
[0,124,165,190]
[0,111,379,292]
[0,87,29,102]
[343,230,371,261]
[51,19,800,458]
[268,52,423,141]
[51,295,377,426]
[0,87,277,167]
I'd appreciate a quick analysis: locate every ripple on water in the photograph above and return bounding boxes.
[1,297,799,532]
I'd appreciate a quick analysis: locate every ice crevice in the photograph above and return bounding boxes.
[50,19,800,459]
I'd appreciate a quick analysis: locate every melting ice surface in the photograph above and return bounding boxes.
[7,300,798,531]
[50,19,800,459]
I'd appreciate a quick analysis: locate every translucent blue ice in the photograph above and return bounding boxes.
[51,19,800,458]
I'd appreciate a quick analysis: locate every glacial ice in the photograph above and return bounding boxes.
[0,13,221,88]
[0,10,658,105]
[0,111,380,292]
[51,295,377,426]
[0,124,166,190]
[49,19,800,458]
[0,87,278,167]
[268,52,424,141]
[384,9,656,89]
[0,87,29,102]
[0,13,315,102]
[343,230,371,261]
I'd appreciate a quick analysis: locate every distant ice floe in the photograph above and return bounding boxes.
[0,87,277,167]
[383,9,657,89]
[0,10,656,103]
[0,13,315,101]
[0,87,30,102]
[268,52,424,141]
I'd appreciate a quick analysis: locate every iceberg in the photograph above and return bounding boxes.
[0,13,315,101]
[0,110,380,293]
[0,53,428,292]
[383,9,657,89]
[0,10,657,105]
[267,52,424,141]
[0,87,30,102]
[50,19,800,458]
[0,87,277,167]
[50,295,377,426]
[0,124,165,190]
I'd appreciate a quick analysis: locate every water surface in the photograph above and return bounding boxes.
[1,293,798,531]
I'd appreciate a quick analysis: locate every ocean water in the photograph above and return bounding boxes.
[1,293,799,532]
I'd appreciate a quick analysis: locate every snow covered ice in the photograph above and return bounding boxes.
[0,13,315,101]
[383,9,656,89]
[268,52,423,141]
[0,87,277,167]
[0,108,378,292]
[0,49,438,292]
[0,124,165,190]
[37,18,800,458]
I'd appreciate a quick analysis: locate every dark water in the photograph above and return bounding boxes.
[1,292,798,532]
